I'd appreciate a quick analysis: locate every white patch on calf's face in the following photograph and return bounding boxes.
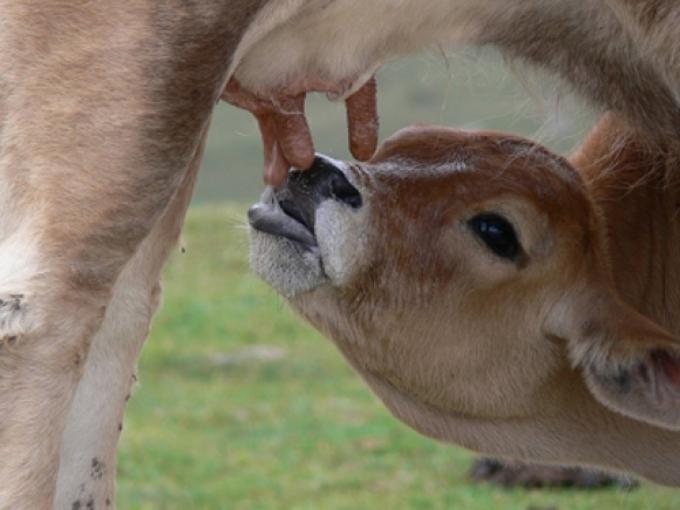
[315,194,369,286]
[249,229,326,298]
[0,227,43,291]
[249,157,369,297]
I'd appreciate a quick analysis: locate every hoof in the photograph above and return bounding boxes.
[469,458,638,489]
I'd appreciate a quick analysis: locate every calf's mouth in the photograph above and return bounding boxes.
[248,155,362,250]
[248,195,318,249]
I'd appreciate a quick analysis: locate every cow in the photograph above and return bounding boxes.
[1,0,678,507]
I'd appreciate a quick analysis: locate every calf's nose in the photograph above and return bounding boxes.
[274,155,362,233]
[287,155,362,209]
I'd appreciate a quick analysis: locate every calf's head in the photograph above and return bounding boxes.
[248,125,680,478]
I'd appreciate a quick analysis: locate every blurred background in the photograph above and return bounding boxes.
[116,51,679,509]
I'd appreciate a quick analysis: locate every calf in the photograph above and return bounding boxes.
[248,114,680,485]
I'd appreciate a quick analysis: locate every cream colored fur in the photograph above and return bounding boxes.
[53,130,206,510]
[231,0,680,142]
[0,1,264,507]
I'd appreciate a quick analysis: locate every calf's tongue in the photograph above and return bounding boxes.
[222,77,379,187]
[248,201,317,247]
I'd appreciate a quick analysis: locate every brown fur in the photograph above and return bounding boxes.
[252,116,680,485]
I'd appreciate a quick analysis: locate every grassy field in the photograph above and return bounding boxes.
[117,205,680,509]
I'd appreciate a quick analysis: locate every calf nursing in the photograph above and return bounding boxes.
[249,115,680,485]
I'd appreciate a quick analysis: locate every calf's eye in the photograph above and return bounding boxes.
[468,213,520,261]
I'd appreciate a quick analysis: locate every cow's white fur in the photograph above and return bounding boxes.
[0,229,45,339]
[249,190,327,298]
[228,0,495,96]
[54,243,162,508]
[54,130,206,508]
[0,0,244,504]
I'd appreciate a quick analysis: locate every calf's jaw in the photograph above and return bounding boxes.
[290,283,680,487]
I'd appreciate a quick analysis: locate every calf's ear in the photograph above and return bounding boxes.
[548,290,680,430]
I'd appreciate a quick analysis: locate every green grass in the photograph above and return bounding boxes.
[117,204,680,509]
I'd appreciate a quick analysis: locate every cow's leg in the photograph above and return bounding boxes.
[469,458,637,489]
[604,0,680,101]
[0,242,111,507]
[54,128,207,510]
[0,1,267,506]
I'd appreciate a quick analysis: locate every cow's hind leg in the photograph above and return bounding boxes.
[54,129,207,510]
[0,1,264,505]
[0,244,112,506]
[469,458,637,489]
